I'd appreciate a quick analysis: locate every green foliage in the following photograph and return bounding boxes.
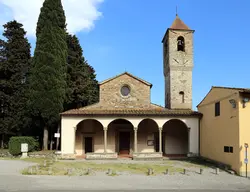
[0,20,31,136]
[8,136,39,156]
[28,0,67,127]
[64,34,99,111]
[36,0,66,37]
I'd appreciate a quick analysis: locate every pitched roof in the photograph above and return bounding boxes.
[99,72,152,88]
[196,86,250,107]
[162,14,193,43]
[169,14,190,30]
[61,102,202,117]
[211,86,250,93]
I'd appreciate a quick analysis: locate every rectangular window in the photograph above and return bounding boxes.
[215,102,220,116]
[224,146,229,152]
[224,146,233,153]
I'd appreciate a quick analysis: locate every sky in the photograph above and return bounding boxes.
[0,0,250,110]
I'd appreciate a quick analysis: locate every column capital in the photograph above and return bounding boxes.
[103,127,108,131]
[159,127,163,131]
[73,127,77,132]
[133,127,138,131]
[187,127,191,131]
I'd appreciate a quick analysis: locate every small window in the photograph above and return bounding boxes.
[224,146,233,153]
[215,102,220,116]
[224,146,229,152]
[177,36,185,52]
[230,147,233,153]
[179,91,184,103]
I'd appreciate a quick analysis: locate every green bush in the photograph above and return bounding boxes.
[8,136,39,156]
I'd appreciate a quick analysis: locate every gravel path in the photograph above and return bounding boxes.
[0,160,36,175]
[0,160,250,191]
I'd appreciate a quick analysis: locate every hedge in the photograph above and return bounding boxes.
[8,136,39,156]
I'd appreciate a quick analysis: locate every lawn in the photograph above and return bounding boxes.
[20,157,208,176]
[1,149,210,176]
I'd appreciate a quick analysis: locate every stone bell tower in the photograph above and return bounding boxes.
[162,14,195,109]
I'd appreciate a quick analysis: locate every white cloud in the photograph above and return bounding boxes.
[0,0,104,37]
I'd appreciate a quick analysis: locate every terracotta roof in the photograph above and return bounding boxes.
[169,14,190,30]
[61,103,202,117]
[99,72,152,88]
[162,14,194,43]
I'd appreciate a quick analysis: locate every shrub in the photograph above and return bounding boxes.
[8,136,39,156]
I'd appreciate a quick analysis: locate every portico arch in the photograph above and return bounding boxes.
[163,119,189,156]
[75,119,103,156]
[108,119,134,155]
[138,119,159,153]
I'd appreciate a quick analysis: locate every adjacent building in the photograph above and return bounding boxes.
[197,86,250,176]
[60,14,202,160]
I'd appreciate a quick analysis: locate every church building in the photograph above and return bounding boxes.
[60,14,202,160]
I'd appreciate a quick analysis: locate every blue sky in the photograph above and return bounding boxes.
[80,0,250,109]
[1,0,250,110]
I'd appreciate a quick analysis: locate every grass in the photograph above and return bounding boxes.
[1,150,211,176]
[20,158,194,176]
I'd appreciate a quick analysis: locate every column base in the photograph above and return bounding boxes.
[187,152,199,157]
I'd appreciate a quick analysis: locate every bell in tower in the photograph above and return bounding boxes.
[177,36,185,52]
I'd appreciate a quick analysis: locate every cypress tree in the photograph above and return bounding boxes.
[0,20,31,147]
[64,34,99,111]
[28,0,67,150]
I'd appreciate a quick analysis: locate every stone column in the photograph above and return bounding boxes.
[159,127,163,153]
[103,127,108,153]
[74,127,77,154]
[187,127,191,154]
[134,127,138,153]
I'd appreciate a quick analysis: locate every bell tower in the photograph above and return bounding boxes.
[162,14,195,109]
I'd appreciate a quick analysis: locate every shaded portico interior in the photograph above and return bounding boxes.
[163,119,189,156]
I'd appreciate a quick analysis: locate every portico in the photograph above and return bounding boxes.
[61,106,201,160]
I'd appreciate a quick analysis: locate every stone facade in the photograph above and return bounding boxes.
[99,73,151,109]
[163,29,194,109]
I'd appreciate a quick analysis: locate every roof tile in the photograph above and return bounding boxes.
[170,15,190,30]
[61,103,202,117]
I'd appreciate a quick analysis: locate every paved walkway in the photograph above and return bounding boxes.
[0,160,250,191]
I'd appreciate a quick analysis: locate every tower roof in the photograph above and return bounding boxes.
[169,14,190,30]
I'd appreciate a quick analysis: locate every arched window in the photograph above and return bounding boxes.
[177,36,185,52]
[179,91,185,103]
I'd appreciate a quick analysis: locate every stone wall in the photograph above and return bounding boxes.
[133,152,163,160]
[163,29,194,109]
[85,152,118,160]
[99,73,151,108]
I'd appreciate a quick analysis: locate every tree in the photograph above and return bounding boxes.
[64,34,99,111]
[28,0,67,150]
[0,20,31,148]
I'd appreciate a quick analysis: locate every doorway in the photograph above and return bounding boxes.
[84,137,93,153]
[119,132,130,154]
